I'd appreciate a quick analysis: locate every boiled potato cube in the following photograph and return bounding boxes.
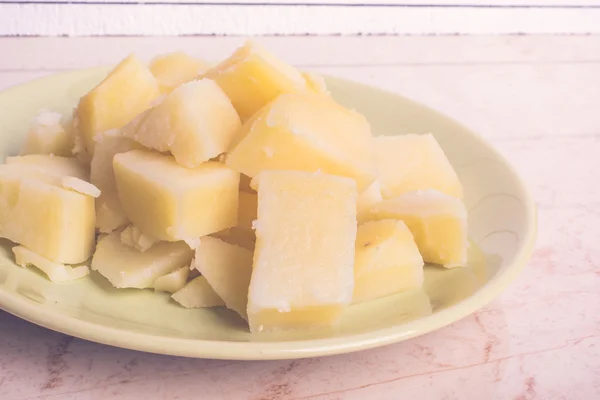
[150,51,211,93]
[120,225,159,252]
[13,246,90,283]
[122,80,241,168]
[75,54,160,157]
[193,237,253,320]
[6,154,89,181]
[227,93,375,192]
[19,111,74,157]
[113,150,239,241]
[0,167,95,264]
[91,130,143,233]
[353,220,424,303]
[374,134,463,199]
[153,266,189,293]
[91,232,193,288]
[171,275,225,308]
[248,171,357,332]
[359,189,468,267]
[203,40,308,121]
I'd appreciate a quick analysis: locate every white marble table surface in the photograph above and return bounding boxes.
[0,35,598,400]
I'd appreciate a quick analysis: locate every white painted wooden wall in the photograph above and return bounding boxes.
[1,1,600,36]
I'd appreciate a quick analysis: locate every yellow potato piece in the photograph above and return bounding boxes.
[359,189,468,268]
[150,51,212,93]
[91,232,193,289]
[91,130,143,233]
[13,245,90,283]
[203,40,308,121]
[171,275,225,309]
[374,133,463,199]
[248,170,357,332]
[6,154,89,181]
[357,180,382,213]
[120,225,159,252]
[122,79,241,168]
[113,150,239,241]
[353,220,424,303]
[0,166,95,264]
[193,237,253,320]
[19,111,74,157]
[75,54,160,157]
[153,265,189,293]
[227,93,375,192]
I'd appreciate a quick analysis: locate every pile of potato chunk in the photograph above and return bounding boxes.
[1,41,467,333]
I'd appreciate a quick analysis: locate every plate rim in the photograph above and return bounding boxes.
[0,68,538,360]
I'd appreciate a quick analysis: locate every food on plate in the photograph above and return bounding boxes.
[353,220,424,303]
[91,129,144,233]
[13,245,90,283]
[171,275,225,308]
[113,149,239,241]
[91,232,193,289]
[149,51,211,93]
[374,133,463,199]
[359,189,468,267]
[193,236,253,320]
[203,40,308,121]
[247,170,357,332]
[153,266,190,293]
[19,111,74,157]
[120,225,159,252]
[75,54,160,157]
[0,166,95,264]
[3,39,470,334]
[226,92,375,191]
[122,79,241,168]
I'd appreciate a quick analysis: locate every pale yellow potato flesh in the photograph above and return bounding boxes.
[359,189,468,268]
[227,92,375,192]
[113,150,239,241]
[248,170,357,332]
[353,219,424,303]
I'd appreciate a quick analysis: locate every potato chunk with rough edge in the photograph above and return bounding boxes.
[193,237,253,320]
[203,40,308,121]
[248,170,357,333]
[91,232,193,289]
[13,246,90,283]
[20,111,74,157]
[227,93,375,192]
[122,79,241,168]
[359,189,468,268]
[113,150,239,241]
[150,51,211,93]
[171,276,225,309]
[75,54,160,157]
[0,167,95,264]
[353,220,424,303]
[374,134,463,199]
[153,266,189,293]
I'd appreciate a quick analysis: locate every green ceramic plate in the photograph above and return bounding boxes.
[0,68,536,360]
